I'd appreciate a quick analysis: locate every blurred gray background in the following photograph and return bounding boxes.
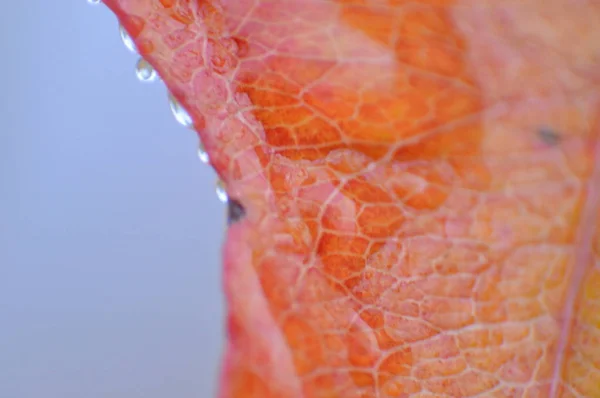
[0,1,225,397]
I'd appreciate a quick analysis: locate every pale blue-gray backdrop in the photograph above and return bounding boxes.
[0,1,225,397]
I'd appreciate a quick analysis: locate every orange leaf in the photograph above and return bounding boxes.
[102,0,600,397]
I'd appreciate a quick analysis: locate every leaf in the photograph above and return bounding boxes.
[101,0,600,397]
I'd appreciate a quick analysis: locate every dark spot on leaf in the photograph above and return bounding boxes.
[538,126,561,146]
[227,198,246,225]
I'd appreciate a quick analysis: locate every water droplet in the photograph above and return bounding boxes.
[135,58,158,82]
[216,180,228,203]
[168,93,193,128]
[197,143,210,164]
[87,0,101,5]
[119,23,137,53]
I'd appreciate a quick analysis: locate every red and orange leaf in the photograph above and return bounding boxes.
[101,0,600,397]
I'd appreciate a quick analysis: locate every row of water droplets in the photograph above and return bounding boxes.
[90,3,228,204]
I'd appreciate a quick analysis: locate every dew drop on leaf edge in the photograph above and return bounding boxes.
[119,23,137,53]
[135,58,158,82]
[198,143,210,164]
[216,180,228,203]
[168,93,194,128]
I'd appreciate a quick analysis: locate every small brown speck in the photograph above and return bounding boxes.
[538,126,561,146]
[227,198,246,225]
